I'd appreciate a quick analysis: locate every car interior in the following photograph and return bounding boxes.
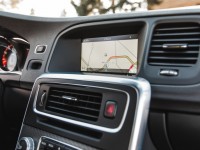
[0,7,200,150]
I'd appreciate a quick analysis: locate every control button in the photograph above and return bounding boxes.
[35,45,46,54]
[56,146,61,150]
[47,143,55,149]
[104,101,117,118]
[160,69,178,76]
[55,145,63,150]
[41,140,47,146]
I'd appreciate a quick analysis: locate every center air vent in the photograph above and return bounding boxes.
[148,22,200,66]
[45,87,102,122]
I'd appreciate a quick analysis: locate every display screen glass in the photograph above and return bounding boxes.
[81,34,138,74]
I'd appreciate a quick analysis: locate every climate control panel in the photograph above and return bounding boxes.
[37,136,81,150]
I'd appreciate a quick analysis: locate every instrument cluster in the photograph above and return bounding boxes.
[0,36,29,73]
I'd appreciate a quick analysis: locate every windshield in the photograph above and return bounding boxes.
[0,0,199,17]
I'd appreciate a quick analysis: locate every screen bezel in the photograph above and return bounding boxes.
[81,34,138,75]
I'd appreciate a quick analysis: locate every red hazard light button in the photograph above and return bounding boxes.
[104,101,117,118]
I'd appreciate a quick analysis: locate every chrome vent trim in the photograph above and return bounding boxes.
[148,22,200,67]
[34,83,130,133]
[33,74,151,150]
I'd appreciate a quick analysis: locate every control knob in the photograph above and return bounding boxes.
[16,137,34,150]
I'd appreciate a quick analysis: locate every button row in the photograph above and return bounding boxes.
[39,137,79,150]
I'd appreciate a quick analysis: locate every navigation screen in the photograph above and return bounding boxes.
[81,34,138,74]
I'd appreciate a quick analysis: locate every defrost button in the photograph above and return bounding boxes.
[35,45,47,54]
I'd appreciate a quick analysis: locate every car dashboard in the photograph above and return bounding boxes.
[0,8,200,150]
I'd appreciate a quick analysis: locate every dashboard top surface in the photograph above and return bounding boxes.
[1,7,200,22]
[0,7,200,92]
[7,6,200,150]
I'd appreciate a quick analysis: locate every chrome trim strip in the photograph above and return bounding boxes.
[33,74,151,150]
[62,95,78,101]
[0,35,8,41]
[33,81,130,133]
[162,43,187,49]
[39,92,46,106]
[36,136,82,150]
[12,37,29,44]
[0,71,22,75]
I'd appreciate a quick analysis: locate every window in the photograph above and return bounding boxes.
[0,0,199,17]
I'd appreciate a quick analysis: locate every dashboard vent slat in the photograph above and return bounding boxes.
[151,44,199,48]
[148,22,200,67]
[155,26,200,31]
[154,32,200,37]
[150,50,199,54]
[45,87,103,122]
[152,38,200,42]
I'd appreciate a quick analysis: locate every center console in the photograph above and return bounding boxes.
[16,19,151,150]
[16,74,150,150]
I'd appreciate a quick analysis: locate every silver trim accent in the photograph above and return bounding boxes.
[162,43,188,49]
[39,92,46,106]
[160,69,178,76]
[19,137,34,150]
[34,45,47,54]
[12,37,29,44]
[0,35,8,41]
[34,81,130,133]
[32,74,151,150]
[62,95,78,101]
[0,71,22,75]
[37,136,82,150]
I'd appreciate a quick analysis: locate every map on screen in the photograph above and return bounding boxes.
[81,35,138,74]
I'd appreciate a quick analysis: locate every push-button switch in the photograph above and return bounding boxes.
[47,143,55,149]
[35,45,47,54]
[104,101,117,118]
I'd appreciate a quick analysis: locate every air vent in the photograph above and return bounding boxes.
[148,22,200,66]
[45,87,102,122]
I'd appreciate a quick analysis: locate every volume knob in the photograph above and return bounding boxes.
[16,137,34,150]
